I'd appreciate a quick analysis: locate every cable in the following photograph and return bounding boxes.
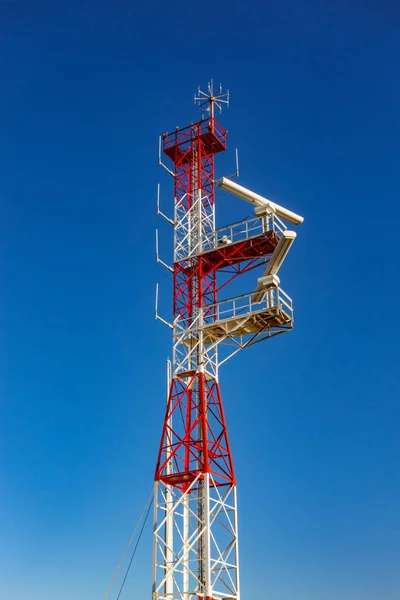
[104,490,153,600]
[115,494,154,600]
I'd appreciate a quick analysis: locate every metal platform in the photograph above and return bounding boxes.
[202,286,293,341]
[175,286,293,348]
[202,305,292,342]
[202,212,286,255]
[174,213,288,270]
[162,118,227,164]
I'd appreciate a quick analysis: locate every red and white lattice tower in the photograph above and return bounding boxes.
[152,83,303,600]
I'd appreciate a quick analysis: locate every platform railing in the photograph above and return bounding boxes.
[202,286,293,326]
[200,213,287,255]
[173,286,293,338]
[162,117,227,153]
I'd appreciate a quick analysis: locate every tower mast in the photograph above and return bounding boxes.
[153,83,303,600]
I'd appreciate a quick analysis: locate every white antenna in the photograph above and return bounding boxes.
[166,359,172,396]
[223,148,240,180]
[194,80,229,119]
[252,231,297,302]
[158,136,175,177]
[216,177,304,225]
[155,283,173,329]
[155,229,174,272]
[156,184,174,225]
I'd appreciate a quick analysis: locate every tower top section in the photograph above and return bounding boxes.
[194,80,229,120]
[161,82,228,167]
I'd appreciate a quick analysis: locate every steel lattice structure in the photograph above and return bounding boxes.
[152,83,302,600]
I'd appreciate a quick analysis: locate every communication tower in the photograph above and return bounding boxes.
[153,82,303,600]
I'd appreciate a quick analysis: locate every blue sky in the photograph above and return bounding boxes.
[1,1,400,599]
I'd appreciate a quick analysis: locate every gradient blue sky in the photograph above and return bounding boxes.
[1,1,400,599]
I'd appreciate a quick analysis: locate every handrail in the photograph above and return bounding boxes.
[204,287,293,325]
[174,287,293,336]
[162,118,227,152]
[200,213,286,256]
